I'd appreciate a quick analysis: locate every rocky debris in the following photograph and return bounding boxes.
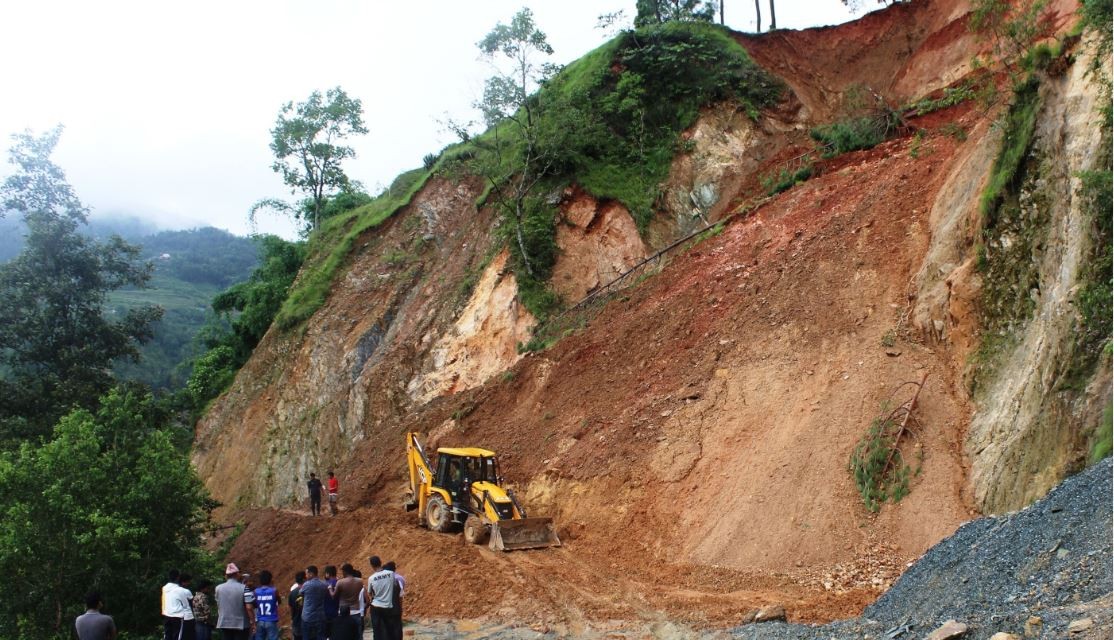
[755,604,787,623]
[732,462,1112,640]
[924,620,968,640]
[799,543,904,594]
[988,634,1019,640]
[1066,618,1094,634]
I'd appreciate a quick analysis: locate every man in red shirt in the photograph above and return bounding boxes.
[327,471,339,516]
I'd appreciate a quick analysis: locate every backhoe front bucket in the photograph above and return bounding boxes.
[489,517,562,551]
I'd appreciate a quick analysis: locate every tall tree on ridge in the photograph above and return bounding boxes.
[259,87,368,234]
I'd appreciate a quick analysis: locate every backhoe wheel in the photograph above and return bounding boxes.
[463,515,490,545]
[426,494,453,533]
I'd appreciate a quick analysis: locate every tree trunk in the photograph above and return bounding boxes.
[720,0,725,25]
[514,203,535,278]
[768,0,776,30]
[754,0,762,33]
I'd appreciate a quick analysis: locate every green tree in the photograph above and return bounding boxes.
[256,87,369,233]
[179,235,305,413]
[472,8,561,281]
[0,128,161,443]
[210,235,306,363]
[634,0,717,27]
[0,388,212,639]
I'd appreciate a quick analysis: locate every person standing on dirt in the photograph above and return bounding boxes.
[326,470,339,516]
[383,561,405,619]
[253,570,280,640]
[322,564,340,629]
[332,563,363,636]
[75,592,117,640]
[307,473,323,516]
[330,606,361,640]
[367,556,402,640]
[351,569,366,636]
[299,565,329,640]
[215,563,255,640]
[288,571,305,640]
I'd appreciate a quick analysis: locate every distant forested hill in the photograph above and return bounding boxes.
[111,228,260,389]
[0,218,260,389]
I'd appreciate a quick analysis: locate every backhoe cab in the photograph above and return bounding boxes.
[405,432,561,551]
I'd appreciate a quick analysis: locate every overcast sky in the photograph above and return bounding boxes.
[0,1,872,239]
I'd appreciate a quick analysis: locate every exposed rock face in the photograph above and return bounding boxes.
[910,116,999,352]
[407,250,535,404]
[963,40,1112,514]
[658,105,778,243]
[193,177,501,507]
[551,190,647,302]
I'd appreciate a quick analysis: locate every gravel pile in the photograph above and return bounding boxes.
[732,460,1113,639]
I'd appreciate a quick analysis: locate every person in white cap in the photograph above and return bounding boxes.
[215,563,255,640]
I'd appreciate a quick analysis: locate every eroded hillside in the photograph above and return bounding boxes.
[194,0,1111,632]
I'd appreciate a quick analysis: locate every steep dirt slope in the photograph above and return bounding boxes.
[200,0,1108,632]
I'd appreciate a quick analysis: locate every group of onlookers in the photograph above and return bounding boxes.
[160,564,265,640]
[75,557,407,640]
[99,556,406,640]
[290,556,404,640]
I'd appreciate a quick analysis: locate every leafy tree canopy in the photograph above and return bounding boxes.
[0,128,161,442]
[210,234,306,363]
[634,0,717,27]
[0,388,212,639]
[258,87,369,234]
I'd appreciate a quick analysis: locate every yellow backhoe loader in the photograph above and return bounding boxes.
[404,432,561,551]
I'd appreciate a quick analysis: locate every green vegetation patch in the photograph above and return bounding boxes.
[811,113,901,157]
[533,21,783,230]
[762,163,814,195]
[274,168,433,330]
[903,82,977,116]
[970,84,1049,391]
[849,404,922,513]
[980,77,1042,222]
[1093,401,1113,463]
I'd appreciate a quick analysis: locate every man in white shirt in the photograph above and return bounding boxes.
[162,571,195,640]
[366,556,401,640]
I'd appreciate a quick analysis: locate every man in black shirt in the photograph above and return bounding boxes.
[288,571,305,640]
[307,473,323,516]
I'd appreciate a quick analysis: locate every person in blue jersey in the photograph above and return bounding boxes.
[253,570,280,640]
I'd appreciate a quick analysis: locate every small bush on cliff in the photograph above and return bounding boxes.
[903,82,977,116]
[849,393,924,513]
[811,112,901,157]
